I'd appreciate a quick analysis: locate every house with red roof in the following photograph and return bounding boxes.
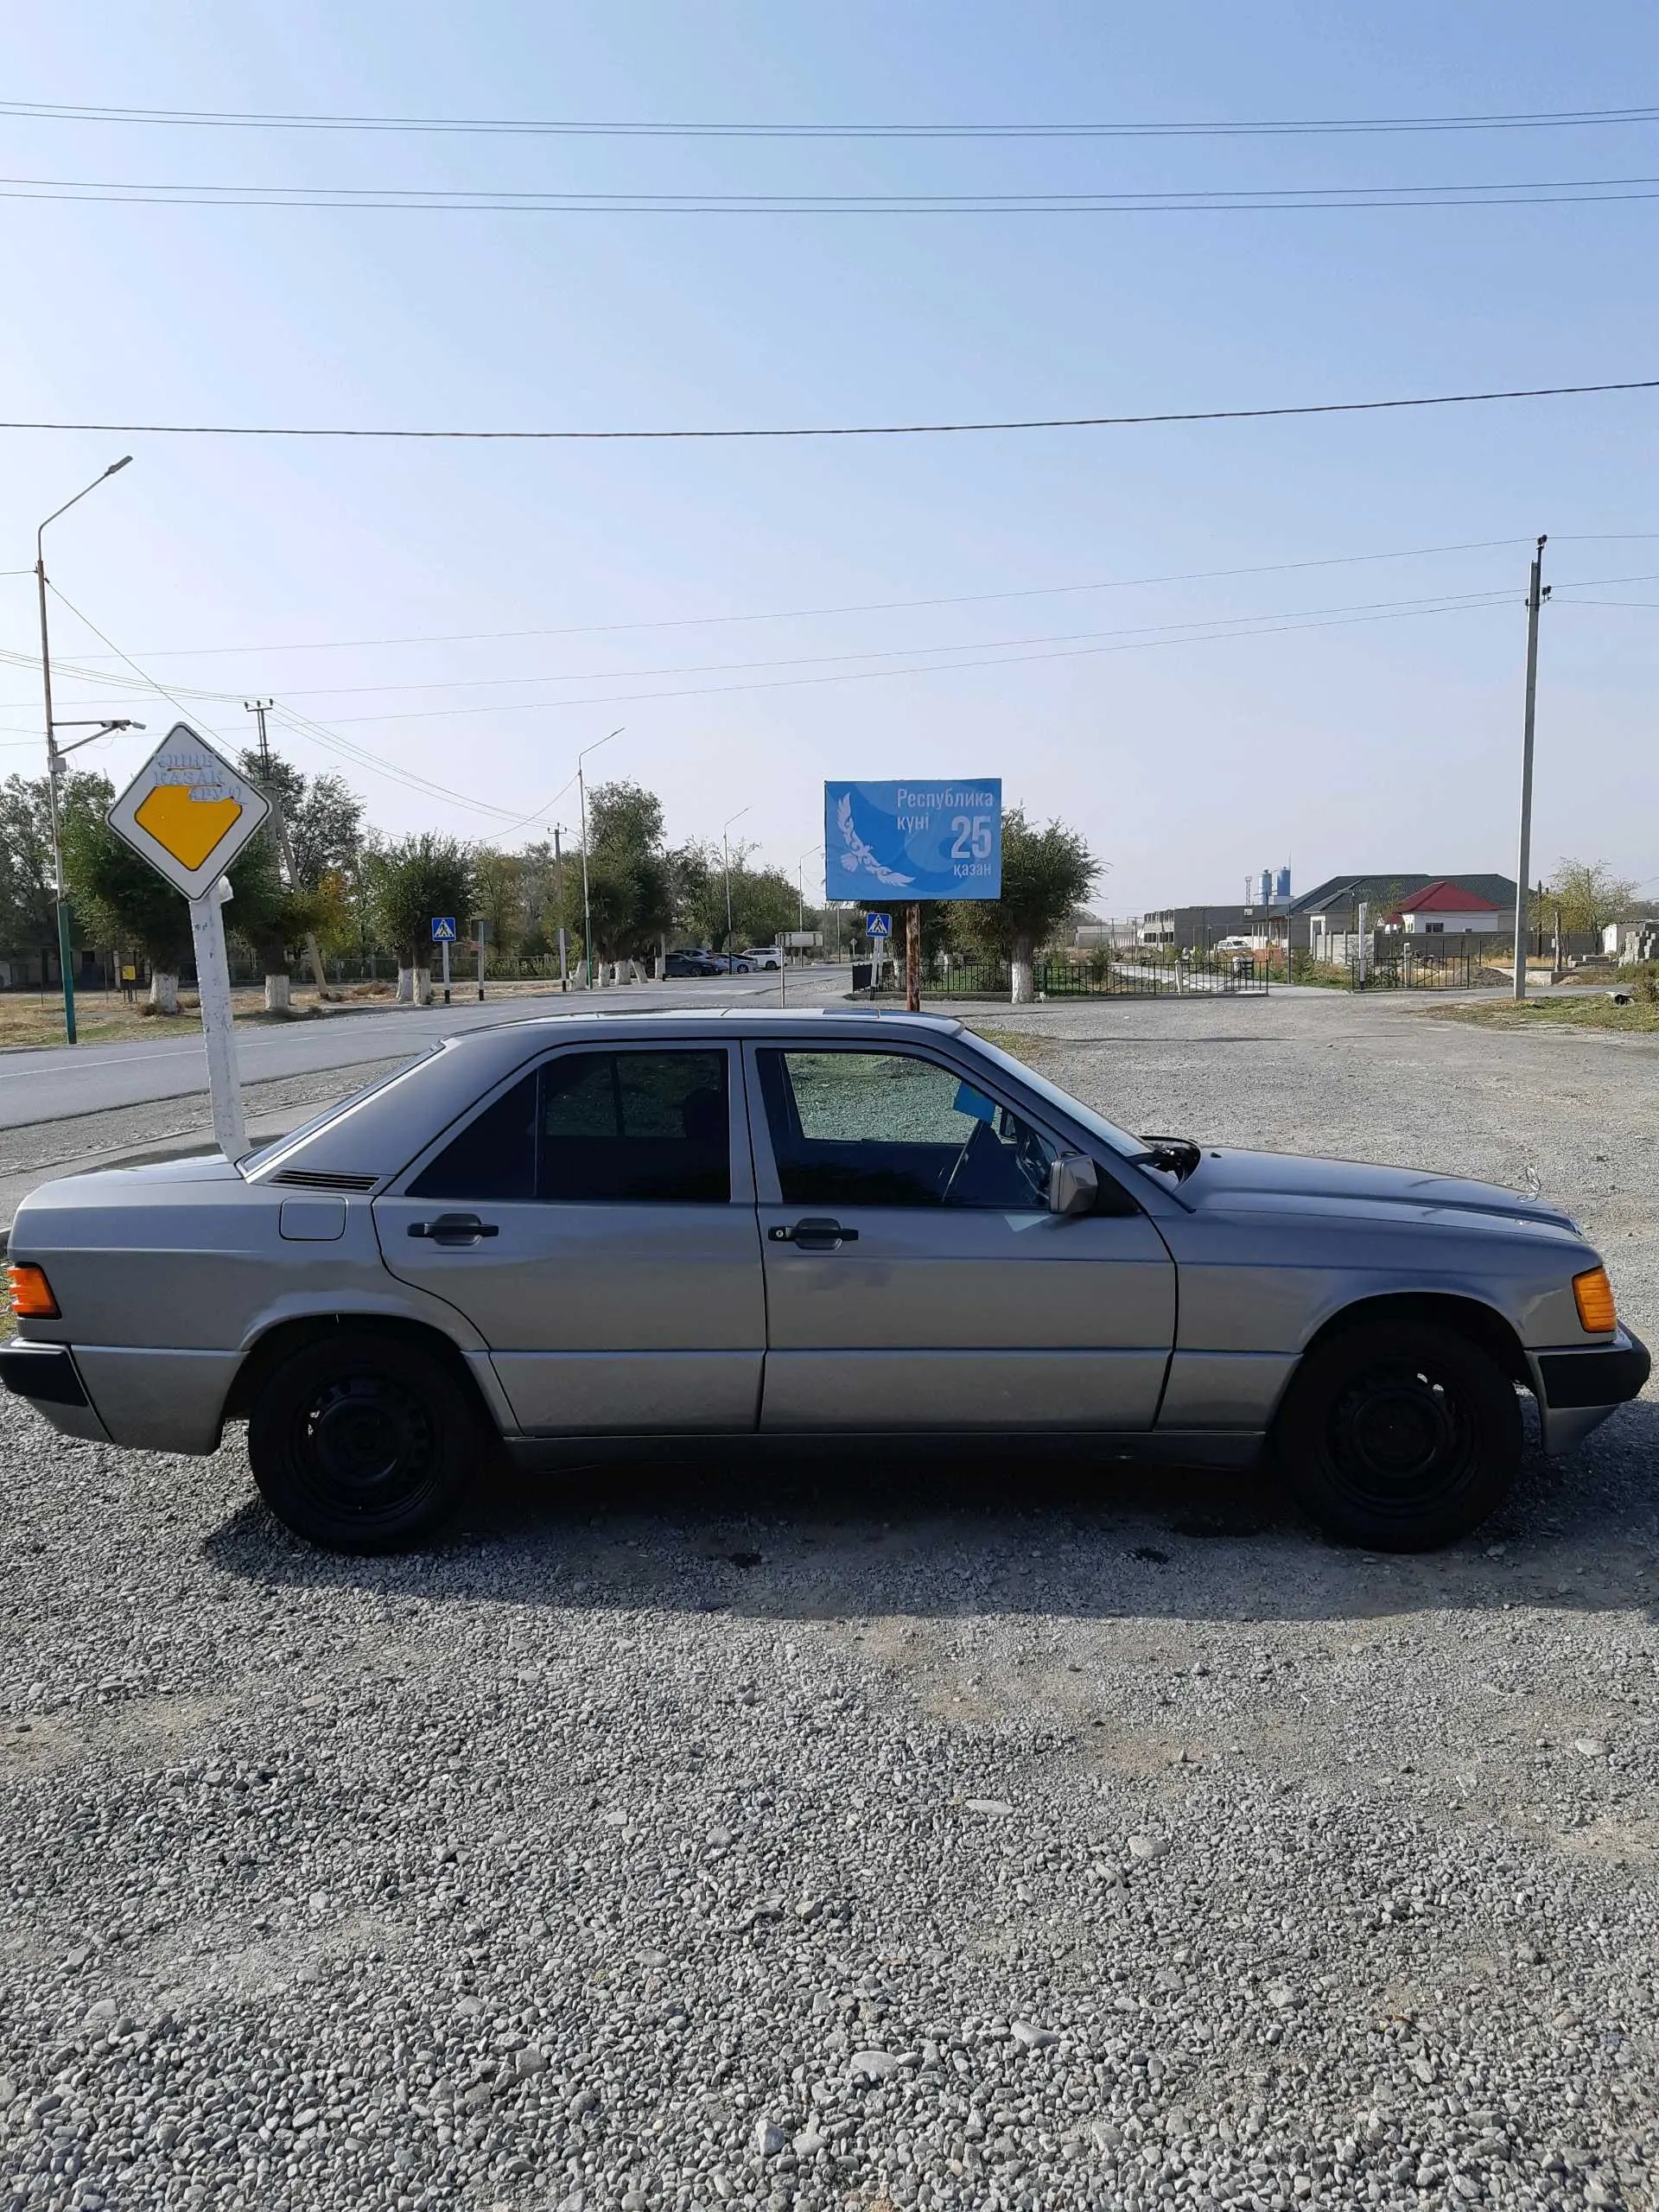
[1381,880,1508,936]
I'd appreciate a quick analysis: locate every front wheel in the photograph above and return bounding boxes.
[247,1330,482,1552]
[1273,1321,1522,1551]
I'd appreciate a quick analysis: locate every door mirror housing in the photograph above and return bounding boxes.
[1048,1152,1098,1217]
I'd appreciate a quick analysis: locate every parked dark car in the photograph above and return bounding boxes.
[664,950,721,977]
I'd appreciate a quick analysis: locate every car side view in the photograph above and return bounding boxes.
[3,1011,1647,1554]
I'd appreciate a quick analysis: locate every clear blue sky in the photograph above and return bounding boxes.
[2,3,1655,918]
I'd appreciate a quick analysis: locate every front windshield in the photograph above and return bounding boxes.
[967,1033,1145,1159]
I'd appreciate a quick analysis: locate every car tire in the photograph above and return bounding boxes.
[247,1330,483,1553]
[1273,1320,1522,1551]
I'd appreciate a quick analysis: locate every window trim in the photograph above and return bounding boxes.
[390,1040,753,1207]
[743,1039,1133,1216]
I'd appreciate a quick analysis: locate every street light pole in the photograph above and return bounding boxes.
[36,455,132,1043]
[576,726,623,988]
[721,806,750,959]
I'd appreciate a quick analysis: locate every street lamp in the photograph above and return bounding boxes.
[576,727,623,988]
[37,454,133,1043]
[797,844,823,938]
[721,806,750,959]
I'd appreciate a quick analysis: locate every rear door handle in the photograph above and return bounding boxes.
[408,1212,499,1247]
[769,1217,859,1251]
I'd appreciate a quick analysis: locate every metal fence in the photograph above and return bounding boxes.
[871,950,1268,1000]
[1345,944,1509,992]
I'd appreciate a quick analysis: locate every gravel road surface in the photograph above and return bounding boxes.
[2,991,1654,2212]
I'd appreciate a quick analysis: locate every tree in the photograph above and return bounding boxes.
[226,830,330,1013]
[59,772,195,1011]
[238,749,366,987]
[362,834,474,1003]
[948,808,1101,1003]
[473,849,525,963]
[582,780,674,976]
[0,773,60,971]
[1547,858,1639,946]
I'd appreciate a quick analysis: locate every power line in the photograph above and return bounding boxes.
[19,537,1538,662]
[3,377,1657,443]
[10,172,1659,213]
[3,96,1658,141]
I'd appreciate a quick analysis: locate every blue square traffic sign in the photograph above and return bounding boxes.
[430,917,457,942]
[865,912,893,938]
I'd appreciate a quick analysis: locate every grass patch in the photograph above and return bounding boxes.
[1423,996,1659,1035]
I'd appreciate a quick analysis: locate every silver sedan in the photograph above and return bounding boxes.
[3,1010,1647,1553]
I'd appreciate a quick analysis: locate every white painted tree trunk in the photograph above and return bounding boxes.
[396,964,416,1002]
[628,958,646,984]
[264,970,292,1014]
[1010,955,1035,1005]
[414,966,434,1006]
[149,969,180,1014]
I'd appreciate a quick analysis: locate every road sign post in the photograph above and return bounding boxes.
[107,725,270,1162]
[432,917,456,1004]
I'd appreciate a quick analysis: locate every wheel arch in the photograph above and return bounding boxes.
[222,1312,499,1428]
[1294,1291,1532,1393]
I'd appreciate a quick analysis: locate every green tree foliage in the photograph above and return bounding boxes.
[948,808,1100,1001]
[582,780,675,965]
[363,834,474,993]
[0,773,60,957]
[472,849,525,961]
[1547,858,1639,942]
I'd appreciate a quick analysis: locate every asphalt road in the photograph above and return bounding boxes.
[0,968,842,1128]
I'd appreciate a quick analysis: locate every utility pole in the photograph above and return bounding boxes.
[36,455,133,1043]
[721,806,750,962]
[1511,537,1549,1002]
[551,823,569,989]
[577,728,623,988]
[245,698,327,995]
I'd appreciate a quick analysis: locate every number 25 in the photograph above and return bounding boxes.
[950,815,995,861]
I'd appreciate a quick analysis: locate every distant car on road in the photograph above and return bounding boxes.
[3,1011,1645,1556]
[663,950,721,977]
[744,947,784,969]
[706,952,753,973]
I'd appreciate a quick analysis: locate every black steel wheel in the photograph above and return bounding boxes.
[247,1331,480,1552]
[1274,1320,1522,1550]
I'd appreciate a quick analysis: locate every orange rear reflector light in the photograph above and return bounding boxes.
[1573,1266,1618,1335]
[6,1263,60,1319]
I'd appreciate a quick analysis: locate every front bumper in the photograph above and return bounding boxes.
[0,1340,112,1443]
[1532,1327,1650,1455]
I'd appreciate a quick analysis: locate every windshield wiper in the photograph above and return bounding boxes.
[1130,1134,1204,1181]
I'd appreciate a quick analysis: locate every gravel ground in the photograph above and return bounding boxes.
[2,991,1655,2212]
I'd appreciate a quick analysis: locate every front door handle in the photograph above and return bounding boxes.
[769,1217,859,1251]
[408,1212,500,1247]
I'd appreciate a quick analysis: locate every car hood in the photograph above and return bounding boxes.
[1170,1147,1579,1234]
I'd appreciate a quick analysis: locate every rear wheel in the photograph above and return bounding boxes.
[247,1331,481,1552]
[1274,1320,1522,1550]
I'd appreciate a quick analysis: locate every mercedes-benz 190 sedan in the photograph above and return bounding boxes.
[3,1012,1647,1554]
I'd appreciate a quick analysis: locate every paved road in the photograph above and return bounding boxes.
[0,968,845,1127]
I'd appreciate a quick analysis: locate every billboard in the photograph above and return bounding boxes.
[823,779,1002,901]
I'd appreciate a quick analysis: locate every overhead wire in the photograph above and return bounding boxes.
[10,172,1659,213]
[4,96,1659,140]
[4,376,1656,442]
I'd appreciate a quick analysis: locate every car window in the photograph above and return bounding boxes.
[408,1072,538,1201]
[406,1052,731,1205]
[756,1049,1054,1211]
[540,1050,730,1202]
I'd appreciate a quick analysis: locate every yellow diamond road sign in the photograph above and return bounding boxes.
[108,723,270,899]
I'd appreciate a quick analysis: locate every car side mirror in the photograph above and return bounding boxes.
[1048,1153,1098,1217]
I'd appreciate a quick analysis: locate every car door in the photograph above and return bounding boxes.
[375,1043,765,1433]
[746,1040,1176,1432]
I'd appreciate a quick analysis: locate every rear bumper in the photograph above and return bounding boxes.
[0,1341,111,1443]
[1532,1328,1650,1455]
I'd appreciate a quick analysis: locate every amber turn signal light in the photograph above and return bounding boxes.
[1573,1266,1618,1335]
[6,1263,60,1319]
